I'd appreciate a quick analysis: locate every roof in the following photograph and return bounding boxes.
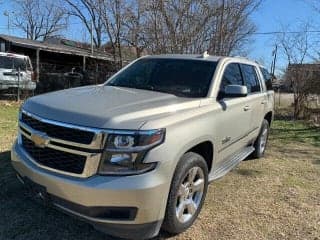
[0,52,28,59]
[0,34,114,61]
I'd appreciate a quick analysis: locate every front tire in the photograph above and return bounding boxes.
[252,119,270,158]
[162,152,208,234]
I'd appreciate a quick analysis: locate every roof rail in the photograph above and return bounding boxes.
[233,55,249,59]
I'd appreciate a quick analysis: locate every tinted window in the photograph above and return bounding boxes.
[240,64,261,93]
[220,63,243,92]
[260,67,273,90]
[106,58,217,98]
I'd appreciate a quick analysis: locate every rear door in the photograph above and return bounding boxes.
[240,64,265,139]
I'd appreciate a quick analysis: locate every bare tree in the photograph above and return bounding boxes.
[136,0,260,55]
[13,0,67,40]
[286,64,320,119]
[122,0,148,58]
[140,0,215,54]
[207,0,260,56]
[98,0,126,67]
[64,0,105,48]
[278,22,313,118]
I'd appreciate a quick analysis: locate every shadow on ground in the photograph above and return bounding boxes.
[0,150,169,240]
[234,169,263,177]
[312,159,320,165]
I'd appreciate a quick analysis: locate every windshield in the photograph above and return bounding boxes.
[0,56,27,71]
[106,58,217,98]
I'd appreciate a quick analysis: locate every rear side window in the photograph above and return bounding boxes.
[240,64,261,93]
[260,67,273,90]
[220,63,243,92]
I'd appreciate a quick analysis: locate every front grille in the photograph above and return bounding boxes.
[21,135,86,174]
[21,113,95,144]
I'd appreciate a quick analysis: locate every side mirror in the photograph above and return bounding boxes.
[224,85,248,98]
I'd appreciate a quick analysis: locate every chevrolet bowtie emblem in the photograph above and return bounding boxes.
[30,131,49,148]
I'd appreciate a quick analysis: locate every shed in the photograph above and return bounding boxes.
[0,34,117,91]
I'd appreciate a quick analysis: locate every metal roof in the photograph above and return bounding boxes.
[0,34,114,61]
[0,52,28,59]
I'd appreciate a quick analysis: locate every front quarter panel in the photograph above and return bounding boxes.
[141,102,220,177]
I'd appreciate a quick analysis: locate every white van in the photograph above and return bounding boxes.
[0,52,36,91]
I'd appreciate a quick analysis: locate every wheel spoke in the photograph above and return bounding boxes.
[186,199,197,215]
[176,202,185,221]
[192,178,204,192]
[188,167,198,184]
[175,165,205,224]
[178,184,185,197]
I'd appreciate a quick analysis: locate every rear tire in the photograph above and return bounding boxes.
[162,152,208,234]
[252,119,270,158]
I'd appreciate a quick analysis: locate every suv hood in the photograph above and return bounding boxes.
[23,85,201,129]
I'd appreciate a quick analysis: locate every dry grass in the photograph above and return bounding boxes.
[0,102,319,240]
[170,141,320,240]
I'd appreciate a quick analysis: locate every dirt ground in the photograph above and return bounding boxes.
[0,101,319,240]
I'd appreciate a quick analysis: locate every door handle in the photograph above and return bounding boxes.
[243,105,251,111]
[261,100,267,105]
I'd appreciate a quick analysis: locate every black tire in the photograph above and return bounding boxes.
[162,152,208,234]
[252,119,270,158]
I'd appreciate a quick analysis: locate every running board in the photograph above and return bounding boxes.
[209,146,255,182]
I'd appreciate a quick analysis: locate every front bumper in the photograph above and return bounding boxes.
[11,141,171,239]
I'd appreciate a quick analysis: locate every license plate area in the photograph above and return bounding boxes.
[20,175,50,204]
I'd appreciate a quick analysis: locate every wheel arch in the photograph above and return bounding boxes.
[264,111,273,126]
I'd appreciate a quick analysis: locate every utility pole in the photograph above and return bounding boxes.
[271,45,279,106]
[91,20,94,55]
[3,10,10,35]
[270,45,278,76]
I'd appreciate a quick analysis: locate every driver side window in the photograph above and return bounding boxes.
[218,63,244,99]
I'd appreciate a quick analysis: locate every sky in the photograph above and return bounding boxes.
[249,0,320,74]
[0,0,319,76]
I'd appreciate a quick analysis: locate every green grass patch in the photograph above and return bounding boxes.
[271,120,320,147]
[0,102,20,152]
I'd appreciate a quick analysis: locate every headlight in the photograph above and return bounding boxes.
[98,129,165,175]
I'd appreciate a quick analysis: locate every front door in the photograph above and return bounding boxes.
[214,63,252,168]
